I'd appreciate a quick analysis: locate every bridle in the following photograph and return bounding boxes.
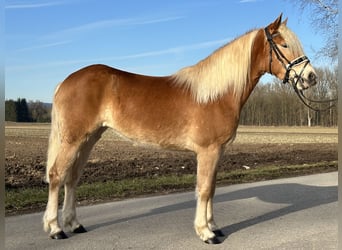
[264,27,337,112]
[264,27,309,86]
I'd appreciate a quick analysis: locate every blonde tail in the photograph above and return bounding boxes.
[45,84,62,183]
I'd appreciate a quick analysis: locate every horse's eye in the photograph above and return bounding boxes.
[281,43,288,48]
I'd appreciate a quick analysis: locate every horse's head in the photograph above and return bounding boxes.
[264,14,317,90]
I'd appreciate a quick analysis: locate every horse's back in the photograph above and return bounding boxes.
[55,64,173,101]
[55,64,133,100]
[52,64,188,144]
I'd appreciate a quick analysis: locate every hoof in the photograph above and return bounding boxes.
[73,225,87,234]
[204,236,221,244]
[50,231,68,240]
[213,229,225,237]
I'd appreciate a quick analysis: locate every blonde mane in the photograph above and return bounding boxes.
[278,24,305,57]
[172,29,258,103]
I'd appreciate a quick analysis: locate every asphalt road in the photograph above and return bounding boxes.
[6,172,337,250]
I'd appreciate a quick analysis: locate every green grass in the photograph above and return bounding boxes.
[5,161,337,215]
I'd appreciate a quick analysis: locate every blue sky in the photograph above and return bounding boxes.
[5,0,326,102]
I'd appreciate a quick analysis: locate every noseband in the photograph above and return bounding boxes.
[264,27,309,86]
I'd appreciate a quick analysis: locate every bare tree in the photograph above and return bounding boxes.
[285,0,338,61]
[240,67,337,126]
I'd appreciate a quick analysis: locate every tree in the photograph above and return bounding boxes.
[240,66,337,126]
[310,67,338,126]
[5,98,32,122]
[16,98,31,122]
[28,101,51,122]
[285,0,338,61]
[5,100,17,121]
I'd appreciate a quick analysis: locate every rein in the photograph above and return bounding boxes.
[264,27,337,112]
[293,87,337,112]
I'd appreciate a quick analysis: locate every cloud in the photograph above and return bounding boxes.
[239,0,259,3]
[14,40,72,52]
[5,1,66,9]
[43,16,185,40]
[111,38,232,60]
[7,37,232,71]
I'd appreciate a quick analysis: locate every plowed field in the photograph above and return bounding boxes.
[5,124,337,189]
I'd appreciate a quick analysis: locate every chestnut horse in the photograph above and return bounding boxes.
[43,14,317,244]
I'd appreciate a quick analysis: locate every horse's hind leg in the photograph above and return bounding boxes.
[62,127,106,234]
[62,182,85,234]
[43,142,82,239]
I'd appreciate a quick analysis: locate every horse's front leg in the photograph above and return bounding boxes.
[207,187,224,237]
[194,145,222,244]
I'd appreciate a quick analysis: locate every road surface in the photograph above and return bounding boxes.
[6,172,337,249]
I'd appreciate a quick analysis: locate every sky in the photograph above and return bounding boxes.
[5,0,327,103]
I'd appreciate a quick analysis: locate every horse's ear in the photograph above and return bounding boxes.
[266,13,283,34]
[282,17,288,26]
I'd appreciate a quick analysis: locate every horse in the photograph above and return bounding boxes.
[43,14,317,244]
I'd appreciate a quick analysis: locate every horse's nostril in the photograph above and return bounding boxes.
[308,72,317,84]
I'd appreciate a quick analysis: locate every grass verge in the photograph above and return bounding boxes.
[5,161,337,216]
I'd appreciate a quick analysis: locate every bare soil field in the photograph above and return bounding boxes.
[5,123,337,190]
